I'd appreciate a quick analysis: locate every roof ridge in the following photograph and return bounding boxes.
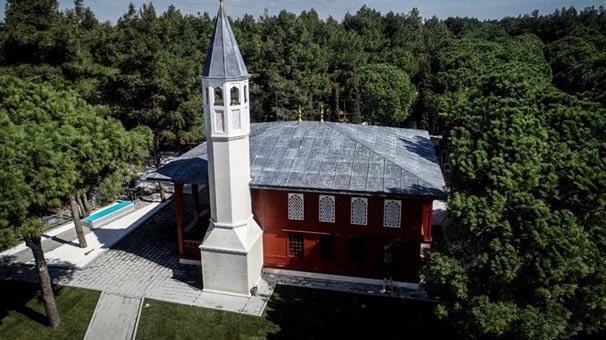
[325,122,441,190]
[220,7,227,80]
[250,121,297,138]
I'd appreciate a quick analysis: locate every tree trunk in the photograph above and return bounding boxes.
[155,147,165,201]
[70,196,87,248]
[158,182,165,201]
[75,194,86,218]
[81,192,91,216]
[24,235,61,328]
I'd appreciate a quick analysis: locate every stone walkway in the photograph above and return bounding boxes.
[264,269,430,301]
[84,293,143,340]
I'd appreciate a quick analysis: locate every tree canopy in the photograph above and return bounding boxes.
[0,75,151,248]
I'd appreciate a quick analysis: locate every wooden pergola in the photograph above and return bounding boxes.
[144,146,211,263]
[173,183,210,261]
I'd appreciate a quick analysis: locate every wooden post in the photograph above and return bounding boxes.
[192,184,199,227]
[175,183,184,256]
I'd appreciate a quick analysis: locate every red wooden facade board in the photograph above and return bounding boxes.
[252,189,434,282]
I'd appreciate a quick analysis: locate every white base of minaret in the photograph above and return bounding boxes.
[200,216,263,296]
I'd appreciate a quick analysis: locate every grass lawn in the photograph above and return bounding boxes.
[0,280,100,340]
[137,285,454,339]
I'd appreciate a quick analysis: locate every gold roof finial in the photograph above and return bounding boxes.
[298,106,303,122]
[320,105,324,123]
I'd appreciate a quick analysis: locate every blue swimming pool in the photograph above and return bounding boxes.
[82,200,135,229]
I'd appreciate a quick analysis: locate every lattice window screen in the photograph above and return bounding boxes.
[351,197,368,226]
[383,199,402,228]
[319,195,335,223]
[288,193,304,220]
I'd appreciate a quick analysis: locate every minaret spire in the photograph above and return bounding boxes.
[202,1,249,80]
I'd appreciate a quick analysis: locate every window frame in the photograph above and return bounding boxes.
[230,85,240,105]
[383,199,402,228]
[213,87,224,106]
[350,197,368,226]
[288,193,304,221]
[350,237,365,264]
[318,195,336,223]
[319,235,335,261]
[288,232,304,258]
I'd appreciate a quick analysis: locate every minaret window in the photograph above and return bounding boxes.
[230,86,240,105]
[214,87,224,105]
[244,85,248,103]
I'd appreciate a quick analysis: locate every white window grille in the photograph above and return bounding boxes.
[384,199,402,228]
[351,197,368,226]
[319,195,335,223]
[288,193,304,220]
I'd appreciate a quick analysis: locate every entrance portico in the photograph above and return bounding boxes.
[172,183,209,263]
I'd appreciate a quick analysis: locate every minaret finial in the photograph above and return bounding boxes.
[320,105,324,123]
[298,106,303,122]
[219,0,224,8]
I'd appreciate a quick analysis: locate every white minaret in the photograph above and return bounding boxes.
[199,1,263,296]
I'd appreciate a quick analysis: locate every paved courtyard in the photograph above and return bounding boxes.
[0,199,273,317]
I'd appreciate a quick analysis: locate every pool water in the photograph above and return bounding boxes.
[83,200,133,222]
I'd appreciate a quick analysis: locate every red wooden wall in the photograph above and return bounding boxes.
[252,189,433,282]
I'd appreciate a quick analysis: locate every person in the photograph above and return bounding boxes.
[381,239,398,294]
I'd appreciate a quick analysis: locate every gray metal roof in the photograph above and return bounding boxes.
[147,122,447,199]
[201,4,249,80]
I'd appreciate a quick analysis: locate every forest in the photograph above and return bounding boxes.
[0,0,605,338]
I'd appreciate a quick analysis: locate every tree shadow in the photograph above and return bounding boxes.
[0,255,75,327]
[399,135,441,165]
[387,183,447,199]
[264,285,457,339]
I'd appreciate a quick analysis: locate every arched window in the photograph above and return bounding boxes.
[319,195,335,223]
[214,87,223,105]
[244,85,248,103]
[230,86,240,105]
[351,197,368,226]
[288,193,304,220]
[384,199,402,228]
